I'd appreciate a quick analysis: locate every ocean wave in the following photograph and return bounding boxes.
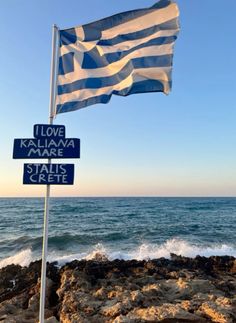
[52,239,236,265]
[1,239,235,269]
[0,249,32,269]
[0,232,127,252]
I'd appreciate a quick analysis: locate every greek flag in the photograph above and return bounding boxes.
[56,0,179,114]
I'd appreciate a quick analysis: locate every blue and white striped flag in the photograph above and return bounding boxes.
[56,0,179,114]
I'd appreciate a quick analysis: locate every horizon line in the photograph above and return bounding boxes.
[1,196,236,199]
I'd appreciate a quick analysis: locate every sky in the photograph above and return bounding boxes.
[0,0,236,197]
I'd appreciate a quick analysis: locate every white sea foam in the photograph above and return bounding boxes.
[47,243,108,266]
[1,239,235,269]
[0,249,32,269]
[127,239,236,260]
[48,239,236,266]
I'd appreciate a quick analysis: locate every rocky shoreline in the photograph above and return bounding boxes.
[0,254,235,322]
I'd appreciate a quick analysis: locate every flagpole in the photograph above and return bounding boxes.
[39,24,59,323]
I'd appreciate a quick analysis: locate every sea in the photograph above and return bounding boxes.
[0,197,235,269]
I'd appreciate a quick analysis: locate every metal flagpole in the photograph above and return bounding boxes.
[39,24,59,323]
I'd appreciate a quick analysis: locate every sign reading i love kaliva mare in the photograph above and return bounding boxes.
[13,124,80,185]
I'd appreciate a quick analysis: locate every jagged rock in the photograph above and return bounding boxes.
[127,303,207,322]
[113,315,135,323]
[197,300,235,323]
[0,262,58,322]
[101,300,123,317]
[0,255,235,322]
[45,317,60,323]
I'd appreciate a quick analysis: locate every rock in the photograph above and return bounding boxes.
[86,251,109,262]
[197,300,235,323]
[0,255,235,322]
[113,315,134,323]
[93,286,107,299]
[230,259,236,274]
[127,303,207,322]
[45,317,59,323]
[101,301,122,317]
[130,290,145,304]
[0,263,58,323]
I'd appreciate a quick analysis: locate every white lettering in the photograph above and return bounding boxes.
[20,138,77,151]
[26,164,33,174]
[58,128,64,137]
[48,139,57,148]
[59,165,66,174]
[37,126,65,138]
[38,174,46,182]
[57,149,63,157]
[28,140,37,148]
[62,174,68,183]
[48,174,54,182]
[46,128,52,137]
[41,164,49,173]
[37,139,44,148]
[26,163,72,184]
[49,148,57,157]
[57,139,65,147]
[28,148,41,157]
[35,125,39,137]
[29,174,37,183]
[67,139,75,148]
[20,139,28,148]
[34,164,41,173]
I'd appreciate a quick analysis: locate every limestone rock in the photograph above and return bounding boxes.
[197,300,235,323]
[45,317,60,323]
[0,255,235,322]
[127,303,206,322]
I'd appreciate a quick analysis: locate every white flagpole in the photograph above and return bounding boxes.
[39,24,59,323]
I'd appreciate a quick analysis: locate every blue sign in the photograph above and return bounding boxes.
[13,124,80,185]
[13,138,80,159]
[23,163,74,185]
[34,124,66,138]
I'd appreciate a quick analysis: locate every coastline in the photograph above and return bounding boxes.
[0,254,235,322]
